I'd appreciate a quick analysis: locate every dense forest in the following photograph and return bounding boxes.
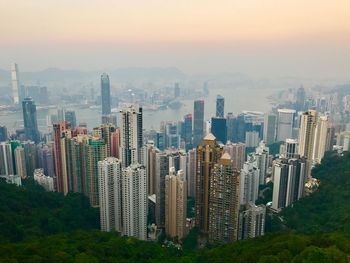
[1,151,350,262]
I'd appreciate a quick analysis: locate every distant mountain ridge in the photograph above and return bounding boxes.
[0,67,187,84]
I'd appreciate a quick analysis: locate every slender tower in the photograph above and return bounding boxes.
[11,63,20,104]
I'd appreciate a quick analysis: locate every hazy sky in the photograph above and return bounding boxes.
[1,0,349,79]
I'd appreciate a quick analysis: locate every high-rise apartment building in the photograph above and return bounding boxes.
[22,97,40,143]
[98,157,122,232]
[165,168,187,239]
[271,157,306,211]
[312,115,329,163]
[254,141,269,185]
[186,148,196,198]
[0,142,14,175]
[208,153,240,243]
[224,142,246,171]
[34,168,54,191]
[298,110,318,160]
[195,133,223,234]
[119,105,143,167]
[240,156,260,206]
[193,100,204,148]
[101,73,111,117]
[122,164,147,240]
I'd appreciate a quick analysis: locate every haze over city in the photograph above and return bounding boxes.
[0,0,350,79]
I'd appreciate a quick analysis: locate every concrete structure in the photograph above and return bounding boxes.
[224,142,246,171]
[98,157,122,232]
[195,133,223,234]
[34,168,54,191]
[208,153,240,244]
[165,168,187,239]
[276,109,296,142]
[238,203,266,240]
[119,105,143,167]
[240,156,259,205]
[122,164,147,240]
[14,147,27,179]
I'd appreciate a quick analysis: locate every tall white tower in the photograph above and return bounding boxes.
[11,63,20,104]
[122,164,147,240]
[119,105,143,167]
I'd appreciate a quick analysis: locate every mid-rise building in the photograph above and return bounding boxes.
[34,168,54,191]
[238,203,266,240]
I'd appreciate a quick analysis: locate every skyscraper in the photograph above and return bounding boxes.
[98,157,122,232]
[165,168,187,239]
[195,133,223,234]
[193,100,204,148]
[276,109,296,142]
[122,164,147,240]
[65,110,77,128]
[263,112,277,144]
[183,114,193,151]
[208,153,240,244]
[119,105,143,167]
[53,122,70,193]
[101,73,111,118]
[312,115,329,163]
[216,95,225,118]
[295,86,306,112]
[211,117,227,144]
[11,63,20,104]
[22,97,40,143]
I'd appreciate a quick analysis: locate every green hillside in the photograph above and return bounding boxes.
[1,151,350,262]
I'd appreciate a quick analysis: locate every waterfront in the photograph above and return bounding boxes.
[0,86,277,133]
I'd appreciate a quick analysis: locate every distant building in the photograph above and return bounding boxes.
[11,63,20,104]
[101,73,111,121]
[193,100,204,148]
[224,142,246,171]
[186,148,196,198]
[216,95,225,118]
[295,86,306,112]
[276,109,296,142]
[183,114,193,151]
[65,110,77,128]
[0,174,21,186]
[34,168,54,191]
[0,126,8,142]
[211,117,227,144]
[22,97,40,143]
[263,112,277,144]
